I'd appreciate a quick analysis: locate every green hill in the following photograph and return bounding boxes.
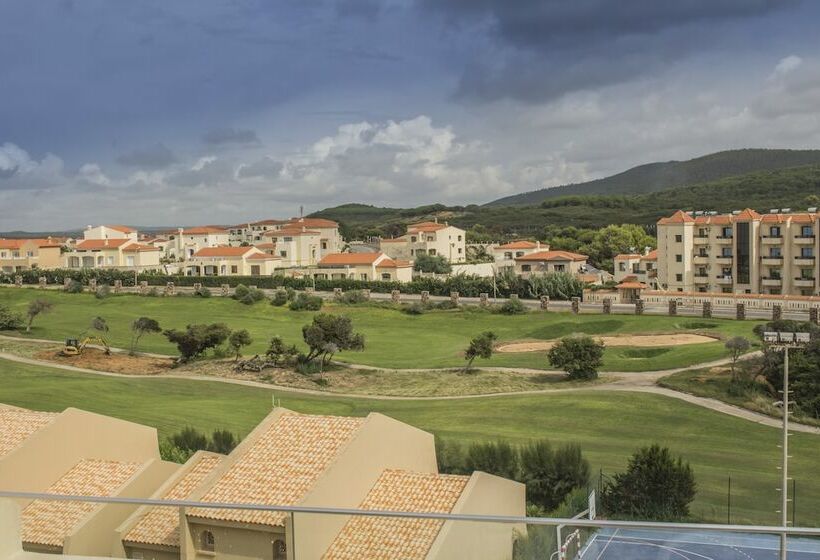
[312,165,820,239]
[487,148,820,206]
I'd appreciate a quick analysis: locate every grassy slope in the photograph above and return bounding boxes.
[2,357,818,526]
[0,288,761,372]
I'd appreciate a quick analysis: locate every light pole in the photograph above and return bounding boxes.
[763,330,811,560]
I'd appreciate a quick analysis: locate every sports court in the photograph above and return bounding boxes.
[578,528,820,559]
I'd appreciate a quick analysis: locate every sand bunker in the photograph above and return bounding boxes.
[496,334,717,353]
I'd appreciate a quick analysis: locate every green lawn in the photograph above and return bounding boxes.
[1,357,817,526]
[0,288,761,372]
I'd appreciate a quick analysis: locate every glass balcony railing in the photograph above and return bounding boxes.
[1,491,820,560]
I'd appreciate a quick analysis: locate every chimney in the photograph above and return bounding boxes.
[536,241,541,249]
[434,217,438,224]
[104,238,109,247]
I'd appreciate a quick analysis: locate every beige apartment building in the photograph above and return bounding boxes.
[379,220,467,263]
[0,239,63,272]
[3,404,524,560]
[82,225,139,242]
[229,220,290,245]
[185,246,279,276]
[657,209,819,295]
[613,250,658,288]
[491,241,545,272]
[262,226,322,268]
[513,250,589,279]
[167,228,231,261]
[63,239,161,271]
[315,252,413,282]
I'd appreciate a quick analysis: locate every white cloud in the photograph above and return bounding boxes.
[772,55,803,78]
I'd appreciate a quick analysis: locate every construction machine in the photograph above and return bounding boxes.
[61,336,111,356]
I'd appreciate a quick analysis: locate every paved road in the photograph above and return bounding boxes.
[1,337,817,434]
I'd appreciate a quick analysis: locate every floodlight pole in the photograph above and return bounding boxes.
[780,345,789,560]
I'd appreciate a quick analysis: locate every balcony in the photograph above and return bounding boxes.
[794,277,816,287]
[716,275,733,285]
[761,256,784,266]
[693,235,709,244]
[693,275,709,284]
[715,255,733,264]
[761,277,782,287]
[693,255,709,264]
[761,235,783,245]
[715,235,733,243]
[794,256,816,266]
[794,235,816,244]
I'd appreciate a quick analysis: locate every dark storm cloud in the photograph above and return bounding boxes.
[116,143,177,169]
[419,0,798,102]
[202,127,261,146]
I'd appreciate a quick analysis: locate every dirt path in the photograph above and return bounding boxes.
[496,333,718,353]
[2,348,815,434]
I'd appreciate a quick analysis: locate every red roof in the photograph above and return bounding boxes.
[181,226,229,235]
[496,241,539,250]
[640,250,658,261]
[192,246,255,258]
[694,214,732,225]
[515,250,587,262]
[254,243,277,249]
[657,210,695,225]
[408,221,447,233]
[614,253,642,260]
[376,258,411,268]
[288,218,338,228]
[122,244,160,252]
[318,253,384,266]
[0,238,62,250]
[616,281,647,289]
[75,239,134,250]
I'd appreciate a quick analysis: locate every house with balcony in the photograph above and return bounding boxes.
[0,239,63,272]
[185,246,279,276]
[491,240,545,272]
[656,208,818,295]
[63,239,161,271]
[166,227,231,261]
[379,220,467,264]
[228,219,290,245]
[513,250,589,279]
[613,249,658,288]
[82,225,139,242]
[315,252,413,282]
[262,226,322,268]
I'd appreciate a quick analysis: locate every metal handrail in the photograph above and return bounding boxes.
[2,491,820,536]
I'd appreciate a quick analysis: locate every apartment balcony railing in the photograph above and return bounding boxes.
[693,235,709,244]
[794,256,816,266]
[693,275,709,284]
[716,275,733,284]
[761,277,782,287]
[715,235,733,243]
[761,235,784,245]
[761,256,784,266]
[715,255,733,264]
[794,235,816,244]
[1,491,819,560]
[794,277,817,287]
[693,255,709,264]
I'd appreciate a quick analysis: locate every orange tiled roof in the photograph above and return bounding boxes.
[0,407,58,459]
[265,227,322,237]
[641,250,658,261]
[289,218,339,228]
[318,253,383,266]
[189,413,364,527]
[22,459,141,548]
[122,243,160,252]
[181,226,229,235]
[694,214,732,225]
[515,250,587,262]
[613,253,642,260]
[657,210,695,225]
[247,253,279,260]
[124,453,223,548]
[74,239,134,250]
[254,242,277,249]
[616,281,647,289]
[791,213,817,224]
[376,258,411,268]
[408,221,447,233]
[192,246,256,258]
[496,240,539,250]
[0,238,62,250]
[323,470,469,560]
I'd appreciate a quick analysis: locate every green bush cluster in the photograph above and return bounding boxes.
[0,305,24,330]
[289,292,323,311]
[160,426,240,463]
[233,284,266,305]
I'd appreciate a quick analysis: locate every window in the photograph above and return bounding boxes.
[698,248,708,256]
[426,236,434,242]
[769,268,781,279]
[802,226,814,237]
[675,273,682,282]
[410,236,417,242]
[26,251,34,257]
[801,268,814,279]
[429,249,436,255]
[273,540,287,560]
[801,247,814,258]
[553,264,565,272]
[770,247,782,257]
[697,267,706,276]
[618,262,626,271]
[721,248,732,257]
[722,267,732,276]
[521,264,531,272]
[457,235,462,241]
[458,247,463,254]
[675,254,682,262]
[698,286,707,293]
[322,242,327,250]
[231,265,238,273]
[279,251,287,257]
[769,226,781,237]
[722,287,732,293]
[697,228,707,237]
[721,227,732,238]
[504,252,513,259]
[360,273,368,280]
[770,289,781,295]
[381,273,391,280]
[675,234,682,242]
[200,531,215,552]
[283,236,292,242]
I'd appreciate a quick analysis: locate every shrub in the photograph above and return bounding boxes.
[413,253,452,274]
[233,283,265,305]
[601,444,696,521]
[519,441,590,511]
[465,441,518,480]
[164,323,232,363]
[171,426,209,455]
[266,336,300,365]
[497,297,526,315]
[95,284,111,299]
[65,279,83,293]
[270,289,289,306]
[302,313,365,368]
[402,303,426,315]
[208,429,238,454]
[193,286,212,298]
[464,331,497,371]
[548,335,605,380]
[228,329,253,361]
[289,292,323,311]
[145,287,160,297]
[338,290,369,304]
[0,305,24,331]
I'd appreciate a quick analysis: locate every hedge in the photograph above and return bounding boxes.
[0,269,584,300]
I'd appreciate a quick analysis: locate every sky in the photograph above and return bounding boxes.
[3,0,820,230]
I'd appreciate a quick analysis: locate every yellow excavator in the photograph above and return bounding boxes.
[62,336,111,356]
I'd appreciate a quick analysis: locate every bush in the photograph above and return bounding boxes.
[464,331,497,371]
[65,279,83,293]
[164,323,231,363]
[145,287,160,297]
[302,313,365,368]
[270,289,290,306]
[465,441,519,480]
[289,292,323,311]
[95,284,111,299]
[548,335,605,380]
[497,297,526,315]
[193,286,212,298]
[601,444,696,521]
[338,290,369,304]
[233,283,265,305]
[402,303,426,315]
[266,336,300,365]
[414,253,452,274]
[0,305,24,330]
[520,441,590,511]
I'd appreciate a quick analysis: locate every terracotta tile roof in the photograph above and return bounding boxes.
[254,242,277,249]
[790,213,817,224]
[251,219,289,226]
[105,225,136,233]
[515,250,588,262]
[734,208,762,221]
[189,413,364,527]
[761,213,790,224]
[640,250,658,260]
[122,243,161,252]
[22,459,141,548]
[0,238,62,250]
[408,221,447,233]
[496,241,539,250]
[323,470,469,560]
[694,214,732,225]
[192,246,255,258]
[247,253,280,260]
[613,253,641,260]
[74,239,134,250]
[124,453,223,548]
[376,258,411,268]
[265,228,322,237]
[319,253,383,266]
[657,210,695,225]
[181,226,229,235]
[0,407,58,459]
[616,281,647,289]
[289,218,339,228]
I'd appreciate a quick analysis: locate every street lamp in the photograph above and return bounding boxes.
[763,331,811,560]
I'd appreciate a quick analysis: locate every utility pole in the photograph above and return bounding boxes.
[763,330,810,560]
